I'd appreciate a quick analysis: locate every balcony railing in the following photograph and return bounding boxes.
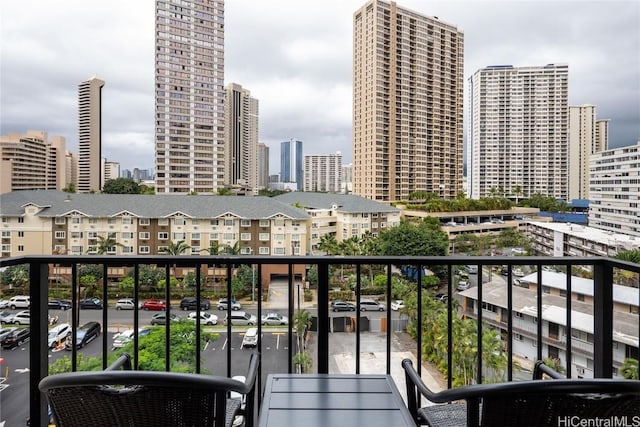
[1,255,639,426]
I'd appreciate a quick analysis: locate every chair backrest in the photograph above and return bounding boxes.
[39,352,261,427]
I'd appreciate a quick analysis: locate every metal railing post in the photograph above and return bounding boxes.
[593,261,614,378]
[29,261,48,427]
[317,262,329,374]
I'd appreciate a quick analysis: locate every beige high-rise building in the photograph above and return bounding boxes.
[154,0,225,194]
[353,0,464,202]
[224,83,259,194]
[257,142,270,190]
[468,64,569,200]
[568,105,609,200]
[0,130,67,193]
[77,76,105,193]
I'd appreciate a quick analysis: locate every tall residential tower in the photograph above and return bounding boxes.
[224,83,259,194]
[77,76,105,193]
[468,64,569,200]
[353,0,464,201]
[154,0,225,194]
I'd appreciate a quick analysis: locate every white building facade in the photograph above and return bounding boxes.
[303,152,342,193]
[468,64,569,200]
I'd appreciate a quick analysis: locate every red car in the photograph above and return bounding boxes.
[142,299,166,311]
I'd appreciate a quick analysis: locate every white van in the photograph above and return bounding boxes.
[359,299,385,311]
[9,295,30,309]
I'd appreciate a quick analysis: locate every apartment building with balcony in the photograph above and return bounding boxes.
[274,192,401,254]
[353,0,464,201]
[525,221,639,257]
[568,105,609,200]
[459,271,639,379]
[77,76,105,193]
[0,130,68,193]
[468,64,569,200]
[0,190,308,259]
[224,83,259,195]
[303,152,342,193]
[154,0,225,194]
[589,142,640,238]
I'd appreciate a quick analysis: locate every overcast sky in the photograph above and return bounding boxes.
[1,0,638,174]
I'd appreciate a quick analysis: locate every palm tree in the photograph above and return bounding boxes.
[511,185,524,204]
[201,241,222,255]
[614,250,640,287]
[220,241,241,255]
[159,240,190,255]
[318,233,338,255]
[93,234,123,255]
[293,309,312,352]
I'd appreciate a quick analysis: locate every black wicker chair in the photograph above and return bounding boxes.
[39,351,260,427]
[402,358,640,427]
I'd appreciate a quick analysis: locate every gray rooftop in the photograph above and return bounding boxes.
[0,190,309,220]
[274,192,400,213]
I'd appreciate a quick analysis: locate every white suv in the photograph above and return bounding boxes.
[9,296,30,309]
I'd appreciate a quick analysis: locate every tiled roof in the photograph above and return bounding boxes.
[0,190,309,219]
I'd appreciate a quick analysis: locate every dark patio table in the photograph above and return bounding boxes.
[258,373,415,427]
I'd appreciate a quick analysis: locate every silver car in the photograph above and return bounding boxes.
[224,311,257,326]
[261,312,288,326]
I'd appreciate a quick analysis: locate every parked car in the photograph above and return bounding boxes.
[112,328,151,349]
[115,298,141,310]
[142,299,167,311]
[359,299,385,311]
[48,299,72,310]
[187,311,218,325]
[331,301,356,312]
[0,299,9,309]
[12,310,30,325]
[79,298,103,309]
[9,295,30,309]
[241,327,259,348]
[180,297,211,311]
[223,311,257,326]
[457,280,471,291]
[150,313,180,325]
[0,327,17,342]
[0,310,14,324]
[513,267,526,277]
[47,323,71,348]
[217,298,241,311]
[433,293,449,303]
[65,321,101,349]
[390,300,405,311]
[1,327,30,349]
[465,265,478,274]
[261,312,288,326]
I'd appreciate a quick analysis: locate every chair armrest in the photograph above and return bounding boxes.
[532,360,565,379]
[240,351,260,427]
[105,353,132,371]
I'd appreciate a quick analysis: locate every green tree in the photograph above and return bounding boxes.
[217,187,234,196]
[127,264,164,291]
[510,185,524,204]
[62,182,76,193]
[614,249,640,287]
[101,177,142,194]
[220,242,241,255]
[318,233,339,255]
[620,358,639,380]
[293,352,313,373]
[139,184,155,194]
[119,276,134,292]
[93,234,124,255]
[160,240,190,255]
[0,264,29,288]
[201,241,223,255]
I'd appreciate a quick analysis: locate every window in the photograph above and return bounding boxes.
[54,217,66,225]
[70,232,82,239]
[259,247,270,254]
[259,233,270,241]
[158,246,168,252]
[174,218,186,226]
[259,219,270,227]
[293,246,300,255]
[158,218,169,226]
[514,311,523,318]
[274,247,285,255]
[55,231,66,239]
[122,232,134,239]
[139,232,150,240]
[71,245,83,253]
[240,219,251,227]
[107,218,117,224]
[223,233,235,240]
[514,333,524,341]
[241,233,251,241]
[158,232,169,240]
[139,246,150,254]
[18,231,24,237]
[18,245,24,252]
[192,219,200,225]
[273,234,285,241]
[122,246,134,254]
[224,218,234,227]
[577,293,585,302]
[291,234,300,242]
[240,247,251,255]
[542,286,551,294]
[372,222,378,229]
[122,217,133,225]
[559,289,567,297]
[139,218,150,226]
[87,245,97,253]
[361,223,369,230]
[210,219,219,226]
[571,329,593,343]
[380,222,386,228]
[18,217,24,223]
[172,232,186,240]
[292,221,300,227]
[210,232,219,240]
[191,232,200,240]
[88,218,98,224]
[191,246,200,254]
